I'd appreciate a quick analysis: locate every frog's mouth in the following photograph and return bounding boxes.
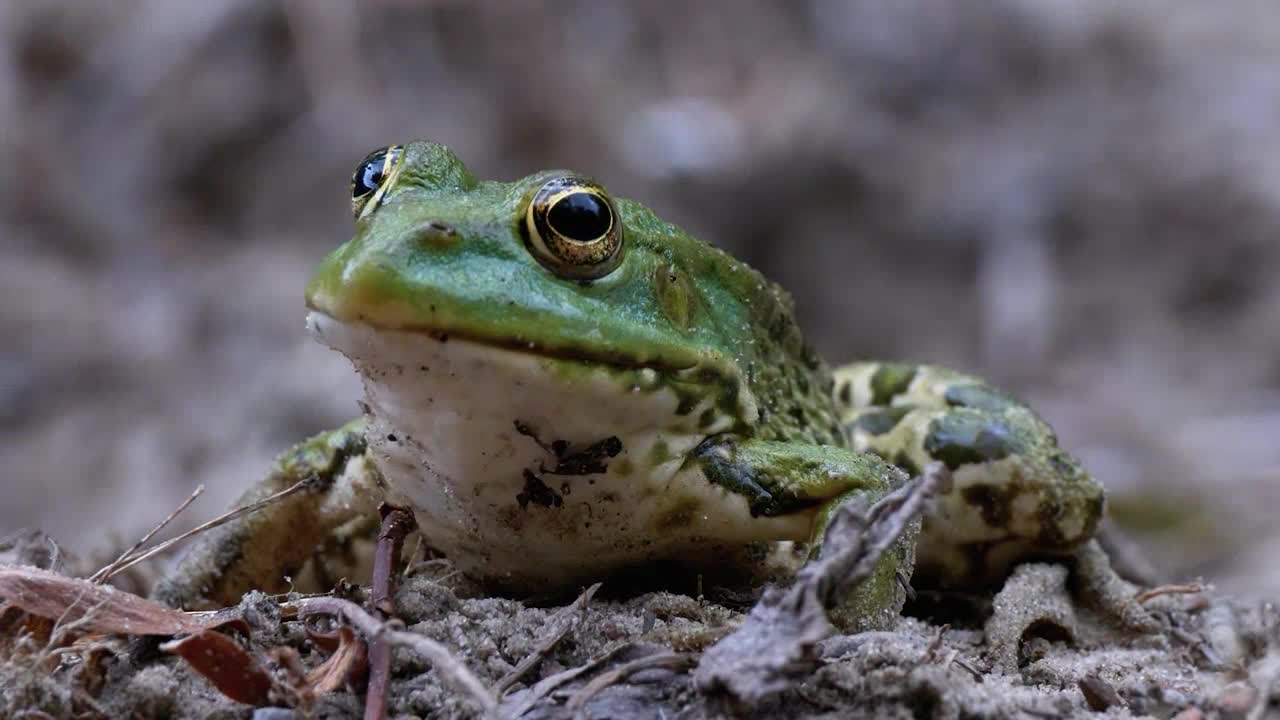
[305,310,707,378]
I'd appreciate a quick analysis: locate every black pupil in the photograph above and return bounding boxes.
[547,192,611,242]
[353,150,387,198]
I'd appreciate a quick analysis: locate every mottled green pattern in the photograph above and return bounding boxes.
[833,362,1105,586]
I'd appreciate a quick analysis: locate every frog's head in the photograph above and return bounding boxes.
[306,141,816,431]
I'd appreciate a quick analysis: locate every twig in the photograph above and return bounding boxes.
[694,463,949,704]
[286,595,497,718]
[364,505,416,720]
[1134,583,1205,604]
[493,582,601,697]
[404,558,452,576]
[952,656,984,682]
[89,485,205,583]
[896,569,917,602]
[504,643,638,719]
[812,462,950,606]
[920,623,950,664]
[567,652,693,718]
[102,478,313,580]
[39,585,102,657]
[401,535,425,577]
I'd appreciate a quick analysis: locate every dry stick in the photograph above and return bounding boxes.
[493,582,602,697]
[363,505,417,720]
[89,484,206,583]
[506,643,637,719]
[952,656,984,682]
[39,585,102,656]
[100,478,313,581]
[1134,583,1205,604]
[567,652,694,718]
[920,623,950,664]
[286,595,497,717]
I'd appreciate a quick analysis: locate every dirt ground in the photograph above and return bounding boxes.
[3,518,1278,720]
[4,1,1280,718]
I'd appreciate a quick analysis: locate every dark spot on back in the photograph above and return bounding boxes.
[924,412,1018,470]
[870,364,917,405]
[944,384,1018,413]
[838,381,853,406]
[962,484,1011,527]
[851,407,912,436]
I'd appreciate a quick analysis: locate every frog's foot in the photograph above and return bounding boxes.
[1068,539,1162,634]
[695,437,919,632]
[151,419,383,610]
[832,362,1106,591]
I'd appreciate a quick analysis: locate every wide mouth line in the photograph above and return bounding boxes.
[307,310,703,376]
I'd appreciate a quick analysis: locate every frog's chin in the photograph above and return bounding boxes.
[303,310,792,592]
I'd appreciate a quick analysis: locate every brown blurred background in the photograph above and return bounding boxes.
[2,1,1278,595]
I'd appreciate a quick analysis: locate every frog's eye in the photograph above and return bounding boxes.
[351,145,404,220]
[523,176,624,280]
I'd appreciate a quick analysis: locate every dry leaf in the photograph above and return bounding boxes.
[307,625,368,693]
[0,564,217,636]
[161,630,274,706]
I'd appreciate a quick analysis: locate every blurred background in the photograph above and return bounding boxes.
[2,0,1278,596]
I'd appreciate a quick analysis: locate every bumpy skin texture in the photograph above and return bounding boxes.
[158,142,1103,630]
[834,363,1104,587]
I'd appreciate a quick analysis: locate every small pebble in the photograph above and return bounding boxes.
[1078,674,1124,711]
[1215,680,1259,719]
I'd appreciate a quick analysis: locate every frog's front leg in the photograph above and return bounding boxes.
[695,438,918,631]
[152,419,384,609]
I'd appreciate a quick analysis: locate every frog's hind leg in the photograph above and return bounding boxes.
[151,419,383,610]
[830,362,1104,590]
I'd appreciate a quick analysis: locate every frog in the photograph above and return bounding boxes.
[152,141,1105,631]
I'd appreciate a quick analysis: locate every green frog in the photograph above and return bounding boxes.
[154,142,1104,629]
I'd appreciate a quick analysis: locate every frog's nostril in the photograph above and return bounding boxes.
[411,220,460,248]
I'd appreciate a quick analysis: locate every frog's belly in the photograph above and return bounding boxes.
[307,314,810,592]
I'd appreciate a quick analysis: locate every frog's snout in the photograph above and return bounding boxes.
[409,219,461,249]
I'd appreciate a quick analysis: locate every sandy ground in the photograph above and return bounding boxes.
[3,527,1277,719]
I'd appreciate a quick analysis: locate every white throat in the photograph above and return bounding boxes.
[306,312,795,592]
